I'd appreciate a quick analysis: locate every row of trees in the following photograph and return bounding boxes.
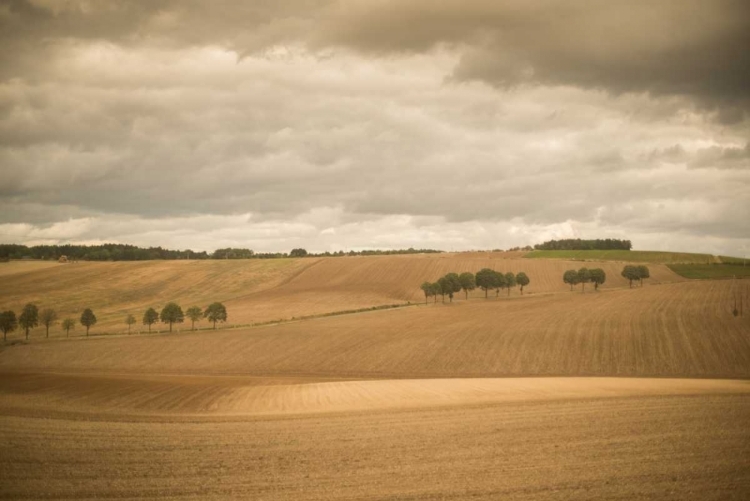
[421,270,531,303]
[563,268,607,292]
[0,301,229,342]
[534,238,632,251]
[0,304,97,342]
[135,302,228,333]
[561,265,650,291]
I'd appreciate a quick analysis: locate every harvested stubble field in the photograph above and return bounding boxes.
[0,252,684,336]
[1,254,749,500]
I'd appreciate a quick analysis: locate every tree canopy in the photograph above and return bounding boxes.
[160,302,184,332]
[204,302,228,329]
[0,310,17,342]
[458,272,476,299]
[589,268,606,290]
[577,268,591,292]
[621,265,640,288]
[186,306,203,330]
[61,318,75,337]
[40,308,58,338]
[80,308,97,336]
[475,268,497,298]
[636,265,650,286]
[563,270,579,290]
[504,272,516,296]
[143,307,159,332]
[19,303,39,340]
[516,272,530,294]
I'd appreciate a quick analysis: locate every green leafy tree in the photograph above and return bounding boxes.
[61,318,75,337]
[39,308,58,338]
[577,268,591,292]
[493,271,507,297]
[475,268,497,298]
[458,272,476,299]
[160,302,184,332]
[125,314,136,334]
[621,265,640,288]
[429,282,441,303]
[636,265,650,287]
[80,308,97,336]
[443,273,462,302]
[504,272,517,296]
[19,303,39,340]
[204,302,228,329]
[143,307,159,332]
[0,310,17,342]
[516,272,530,295]
[186,306,203,330]
[589,268,606,290]
[420,282,434,304]
[563,270,579,291]
[437,277,449,302]
[591,268,606,290]
[290,248,308,257]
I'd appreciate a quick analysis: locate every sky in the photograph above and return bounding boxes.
[1,0,749,256]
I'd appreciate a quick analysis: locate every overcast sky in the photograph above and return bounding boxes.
[1,0,749,255]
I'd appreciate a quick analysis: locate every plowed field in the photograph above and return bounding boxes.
[0,253,685,335]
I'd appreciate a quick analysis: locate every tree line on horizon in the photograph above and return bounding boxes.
[0,243,443,262]
[421,269,531,303]
[0,301,229,342]
[534,238,632,251]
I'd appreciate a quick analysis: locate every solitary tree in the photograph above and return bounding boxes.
[80,308,97,336]
[475,268,497,298]
[504,272,517,296]
[186,306,203,330]
[40,308,58,338]
[563,270,579,291]
[458,272,476,299]
[160,302,184,332]
[420,282,434,304]
[61,318,75,337]
[143,307,159,332]
[577,268,591,292]
[636,265,650,287]
[125,314,136,334]
[19,303,39,340]
[589,268,606,290]
[204,302,227,329]
[516,272,530,295]
[0,310,17,342]
[621,265,640,288]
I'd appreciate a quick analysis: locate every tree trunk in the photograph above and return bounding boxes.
[465,290,468,300]
[485,288,488,298]
[582,283,585,293]
[148,324,151,333]
[86,326,89,337]
[46,325,49,338]
[507,288,510,296]
[520,286,524,295]
[213,320,217,330]
[25,327,29,340]
[192,319,195,330]
[169,322,173,333]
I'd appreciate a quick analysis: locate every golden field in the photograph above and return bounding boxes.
[1,253,749,500]
[0,252,685,334]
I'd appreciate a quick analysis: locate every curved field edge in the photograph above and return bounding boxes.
[0,374,747,417]
[2,280,749,379]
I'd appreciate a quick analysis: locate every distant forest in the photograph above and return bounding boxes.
[533,239,632,251]
[0,244,443,261]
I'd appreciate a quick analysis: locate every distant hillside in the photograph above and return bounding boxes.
[524,249,720,264]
